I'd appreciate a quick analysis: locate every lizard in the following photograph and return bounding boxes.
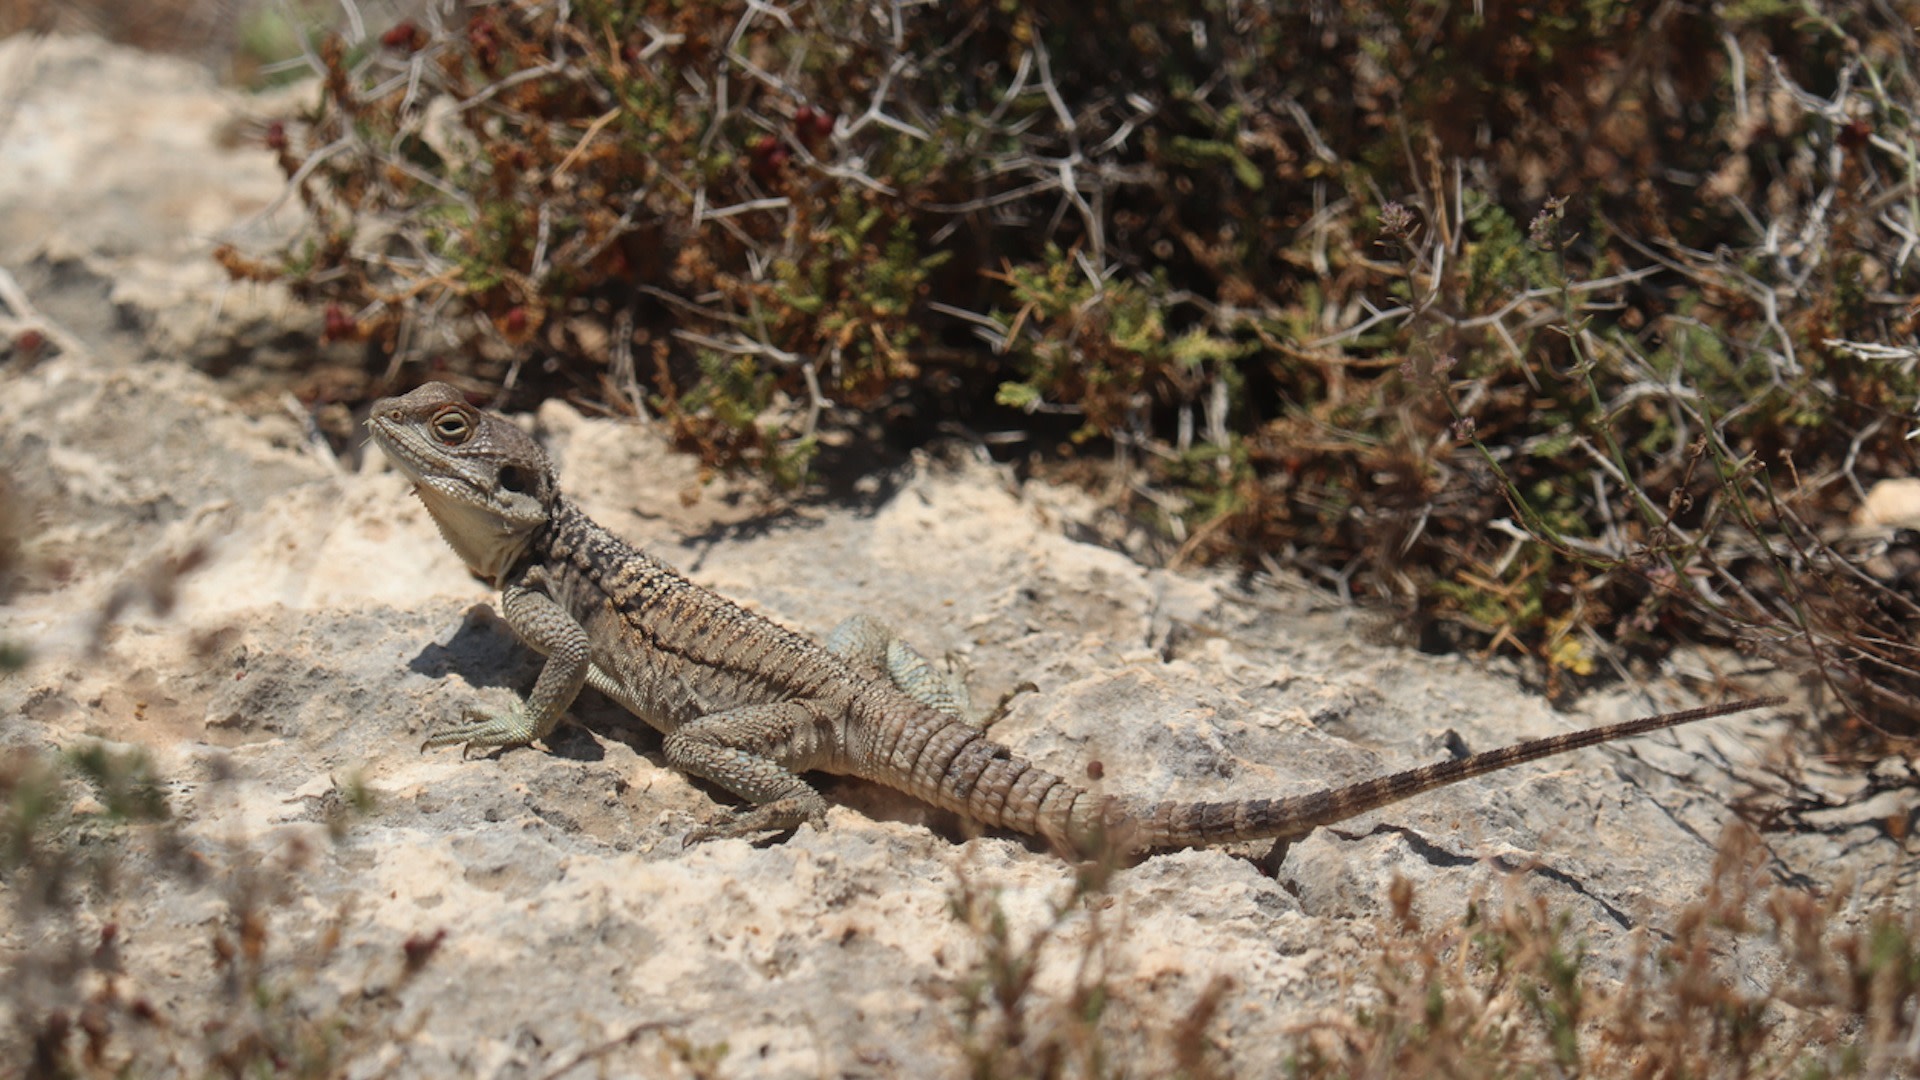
[367,382,1785,856]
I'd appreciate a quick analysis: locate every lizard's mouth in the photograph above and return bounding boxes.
[365,416,430,483]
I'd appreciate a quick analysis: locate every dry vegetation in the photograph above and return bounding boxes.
[2,747,437,1079]
[203,0,1920,741]
[932,825,1920,1078]
[1283,826,1920,1078]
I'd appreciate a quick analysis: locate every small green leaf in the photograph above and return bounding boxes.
[997,382,1043,410]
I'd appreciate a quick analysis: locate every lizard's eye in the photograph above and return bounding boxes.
[430,409,472,444]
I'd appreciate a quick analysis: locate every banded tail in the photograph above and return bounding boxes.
[1126,695,1786,850]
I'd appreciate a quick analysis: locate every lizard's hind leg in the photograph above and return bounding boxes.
[828,614,1042,730]
[666,701,838,843]
[827,614,974,720]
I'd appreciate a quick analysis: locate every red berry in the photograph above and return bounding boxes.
[322,303,358,342]
[793,106,833,148]
[468,13,500,67]
[749,134,790,180]
[381,21,424,52]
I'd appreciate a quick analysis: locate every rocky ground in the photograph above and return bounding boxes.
[1,34,1912,1078]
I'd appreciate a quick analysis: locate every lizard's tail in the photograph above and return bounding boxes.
[1124,695,1786,851]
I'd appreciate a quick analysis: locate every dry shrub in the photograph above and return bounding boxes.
[221,2,1920,736]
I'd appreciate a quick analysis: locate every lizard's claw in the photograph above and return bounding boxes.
[420,707,539,755]
[683,796,829,846]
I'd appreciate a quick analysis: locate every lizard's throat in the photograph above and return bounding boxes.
[414,486,541,585]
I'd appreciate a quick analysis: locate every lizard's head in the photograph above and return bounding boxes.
[367,382,556,584]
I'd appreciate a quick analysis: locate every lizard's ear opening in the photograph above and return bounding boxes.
[498,465,535,495]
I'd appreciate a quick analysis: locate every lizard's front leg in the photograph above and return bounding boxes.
[663,701,837,842]
[423,575,589,754]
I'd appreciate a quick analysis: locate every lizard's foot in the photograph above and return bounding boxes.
[683,795,829,845]
[420,707,540,756]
